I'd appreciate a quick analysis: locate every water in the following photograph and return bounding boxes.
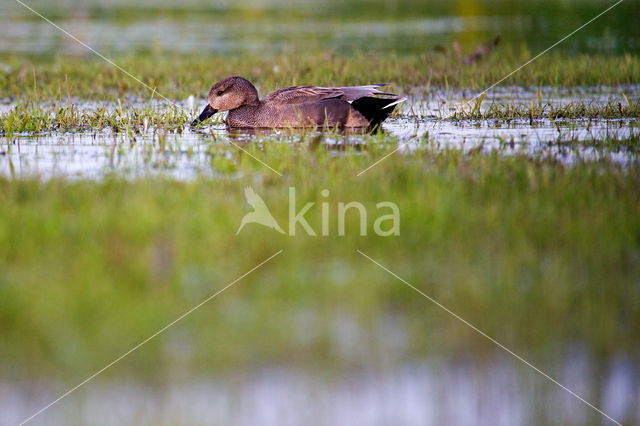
[2,1,639,423]
[1,0,639,55]
[1,87,638,180]
[2,351,638,425]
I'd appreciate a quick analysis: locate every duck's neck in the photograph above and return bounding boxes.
[243,83,261,106]
[244,98,261,107]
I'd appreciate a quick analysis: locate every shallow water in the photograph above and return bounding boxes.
[1,0,639,55]
[3,352,638,425]
[2,1,639,423]
[1,88,638,180]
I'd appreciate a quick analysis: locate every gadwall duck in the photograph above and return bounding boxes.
[191,76,405,128]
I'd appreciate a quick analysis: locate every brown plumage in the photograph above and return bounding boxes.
[191,76,405,128]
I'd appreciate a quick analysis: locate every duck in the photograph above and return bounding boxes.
[191,76,405,128]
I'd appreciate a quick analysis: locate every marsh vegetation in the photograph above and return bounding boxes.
[1,0,639,424]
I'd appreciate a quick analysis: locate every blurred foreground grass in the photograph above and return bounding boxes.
[0,141,638,380]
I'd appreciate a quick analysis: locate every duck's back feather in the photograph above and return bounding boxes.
[262,84,394,105]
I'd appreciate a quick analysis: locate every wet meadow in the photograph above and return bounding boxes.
[1,0,639,424]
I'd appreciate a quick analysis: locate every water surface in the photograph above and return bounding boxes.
[2,0,639,55]
[1,88,638,179]
[2,350,638,425]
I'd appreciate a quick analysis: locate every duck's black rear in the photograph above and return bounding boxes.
[351,97,401,127]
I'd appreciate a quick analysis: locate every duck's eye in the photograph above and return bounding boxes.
[216,90,224,96]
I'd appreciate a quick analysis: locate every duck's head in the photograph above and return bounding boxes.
[191,76,260,125]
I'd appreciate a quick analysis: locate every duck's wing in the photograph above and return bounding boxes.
[262,84,396,105]
[262,86,343,104]
[336,84,398,101]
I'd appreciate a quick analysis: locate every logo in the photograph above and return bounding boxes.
[236,187,400,237]
[236,187,286,235]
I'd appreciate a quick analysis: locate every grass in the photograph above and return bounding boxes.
[0,102,640,139]
[2,0,640,422]
[0,102,194,137]
[1,51,639,102]
[452,98,640,121]
[1,97,639,138]
[1,45,638,384]
[2,51,637,137]
[1,140,639,381]
[1,48,639,382]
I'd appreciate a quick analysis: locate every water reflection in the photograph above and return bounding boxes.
[2,352,637,425]
[224,126,373,140]
[1,0,638,55]
[2,119,637,180]
[0,89,638,180]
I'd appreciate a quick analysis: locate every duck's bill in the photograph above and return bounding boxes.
[191,104,218,125]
